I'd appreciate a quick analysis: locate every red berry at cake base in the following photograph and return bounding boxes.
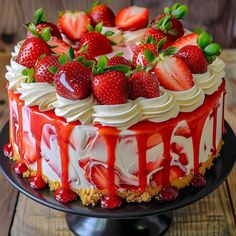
[116,5,149,31]
[89,2,115,27]
[54,61,92,100]
[3,143,13,158]
[35,55,60,83]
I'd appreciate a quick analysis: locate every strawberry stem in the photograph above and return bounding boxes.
[34,8,46,25]
[164,3,188,19]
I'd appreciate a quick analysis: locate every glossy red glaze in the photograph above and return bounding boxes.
[3,143,13,158]
[29,175,47,189]
[101,195,122,209]
[54,188,77,203]
[13,162,28,175]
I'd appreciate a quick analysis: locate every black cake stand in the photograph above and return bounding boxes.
[0,122,236,236]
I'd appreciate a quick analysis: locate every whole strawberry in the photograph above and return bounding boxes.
[175,45,208,74]
[107,55,134,69]
[35,56,60,83]
[89,2,115,27]
[54,61,92,100]
[16,37,51,68]
[79,31,112,57]
[26,8,62,39]
[128,71,160,100]
[92,56,130,105]
[132,44,158,67]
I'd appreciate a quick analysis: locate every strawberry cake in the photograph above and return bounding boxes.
[4,3,226,208]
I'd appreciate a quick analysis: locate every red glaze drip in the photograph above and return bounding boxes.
[29,175,46,189]
[3,143,13,158]
[98,126,120,195]
[16,100,24,160]
[221,90,226,136]
[211,106,218,155]
[13,162,28,175]
[101,195,122,209]
[54,188,77,203]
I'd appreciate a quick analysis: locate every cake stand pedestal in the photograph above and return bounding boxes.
[0,122,235,236]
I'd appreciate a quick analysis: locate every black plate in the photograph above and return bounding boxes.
[0,122,235,219]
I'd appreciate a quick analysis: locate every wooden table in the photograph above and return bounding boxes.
[0,52,235,236]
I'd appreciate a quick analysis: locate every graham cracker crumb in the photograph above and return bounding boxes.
[23,170,31,178]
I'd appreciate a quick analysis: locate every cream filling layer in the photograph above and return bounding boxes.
[92,101,141,130]
[53,95,94,124]
[193,57,225,95]
[136,88,180,122]
[167,85,205,112]
[17,82,57,111]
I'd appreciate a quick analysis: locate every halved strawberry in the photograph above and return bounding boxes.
[174,125,191,138]
[89,164,109,190]
[79,32,112,57]
[47,37,70,56]
[128,71,160,100]
[172,33,198,50]
[89,3,115,27]
[116,6,149,31]
[154,56,194,91]
[169,166,184,181]
[58,11,90,41]
[132,44,158,67]
[175,45,208,74]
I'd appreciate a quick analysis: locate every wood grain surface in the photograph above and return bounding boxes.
[0,52,235,236]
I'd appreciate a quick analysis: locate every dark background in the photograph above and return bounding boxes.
[1,0,235,51]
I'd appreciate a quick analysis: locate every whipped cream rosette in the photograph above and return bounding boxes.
[136,88,180,122]
[17,82,57,111]
[167,85,205,112]
[193,57,225,95]
[53,94,94,124]
[93,100,141,130]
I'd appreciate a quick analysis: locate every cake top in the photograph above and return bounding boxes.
[5,2,225,129]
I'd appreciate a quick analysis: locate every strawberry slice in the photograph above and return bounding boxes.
[178,153,189,165]
[89,164,109,190]
[169,166,184,181]
[154,56,194,91]
[172,33,198,50]
[116,6,149,31]
[47,37,70,56]
[58,11,90,41]
[174,125,191,138]
[171,142,183,154]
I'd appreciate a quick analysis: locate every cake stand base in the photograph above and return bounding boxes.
[65,212,173,236]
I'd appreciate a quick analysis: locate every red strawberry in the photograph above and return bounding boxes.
[132,44,158,67]
[92,70,127,105]
[171,142,183,154]
[107,56,134,69]
[174,125,191,138]
[154,56,194,91]
[178,153,189,165]
[116,6,149,31]
[47,37,70,56]
[175,45,208,74]
[34,56,60,83]
[170,166,184,181]
[54,61,92,100]
[75,51,97,64]
[128,71,160,100]
[89,165,109,190]
[79,32,112,57]
[58,11,90,41]
[172,33,198,50]
[16,38,51,68]
[150,169,164,187]
[27,22,62,39]
[89,3,115,27]
[144,27,172,46]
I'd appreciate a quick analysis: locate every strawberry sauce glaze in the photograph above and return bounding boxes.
[6,80,225,207]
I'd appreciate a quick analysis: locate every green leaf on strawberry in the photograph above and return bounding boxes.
[22,68,35,83]
[68,46,75,61]
[144,49,156,63]
[59,53,67,65]
[48,66,58,74]
[41,27,51,42]
[104,30,115,37]
[28,23,40,38]
[164,3,188,19]
[197,32,212,49]
[95,22,103,33]
[34,8,46,25]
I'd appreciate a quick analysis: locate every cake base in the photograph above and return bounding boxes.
[66,213,172,236]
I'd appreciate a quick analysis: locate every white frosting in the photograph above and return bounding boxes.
[17,82,57,111]
[123,28,146,45]
[193,57,225,95]
[93,101,141,130]
[136,88,180,122]
[167,85,205,112]
[5,56,27,90]
[53,94,94,124]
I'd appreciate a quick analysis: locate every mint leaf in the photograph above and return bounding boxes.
[48,66,58,74]
[144,49,156,63]
[34,8,46,24]
[41,27,51,42]
[95,22,103,33]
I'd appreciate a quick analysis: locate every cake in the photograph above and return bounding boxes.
[3,3,226,208]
